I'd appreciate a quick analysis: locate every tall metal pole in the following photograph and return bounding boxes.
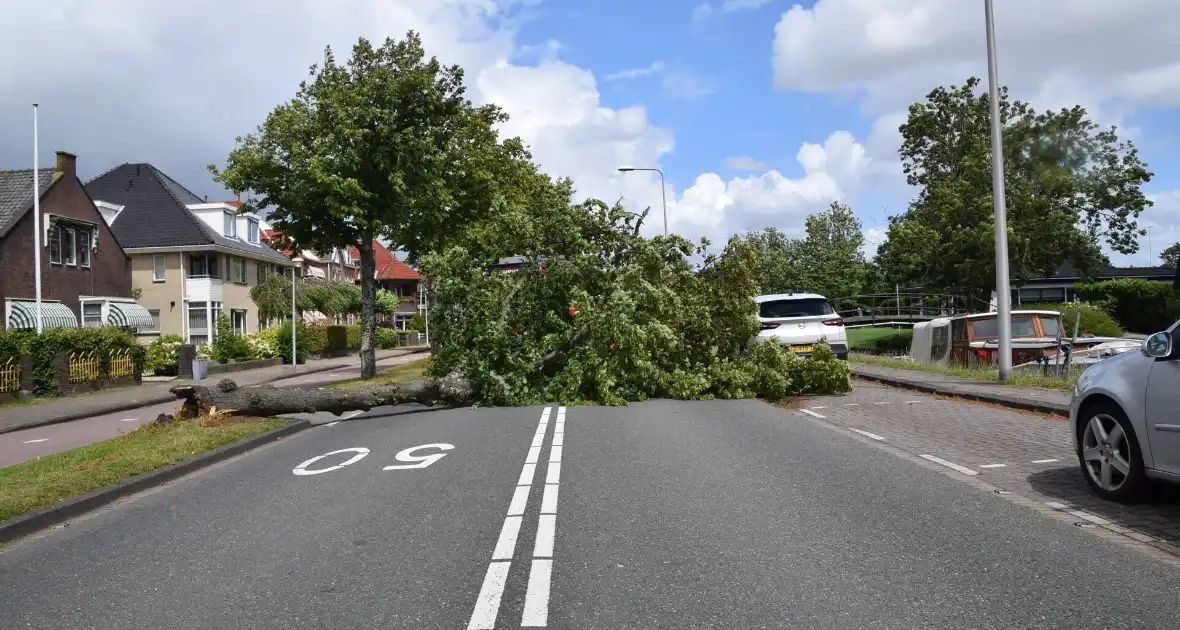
[32,105,44,334]
[617,167,668,236]
[291,262,297,366]
[985,0,1013,382]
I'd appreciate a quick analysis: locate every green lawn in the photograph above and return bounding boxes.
[847,326,913,349]
[0,416,289,523]
[849,352,1081,391]
[326,358,429,388]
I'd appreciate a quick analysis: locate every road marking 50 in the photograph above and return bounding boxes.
[291,443,453,476]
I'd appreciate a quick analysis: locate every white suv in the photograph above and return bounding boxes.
[754,293,848,360]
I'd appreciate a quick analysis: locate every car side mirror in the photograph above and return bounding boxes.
[1143,331,1172,359]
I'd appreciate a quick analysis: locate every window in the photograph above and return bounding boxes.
[258,264,268,283]
[247,219,259,243]
[931,325,949,361]
[77,229,92,268]
[223,211,236,238]
[188,254,218,278]
[188,302,209,334]
[972,316,1039,339]
[758,298,835,319]
[1040,316,1061,338]
[153,254,166,282]
[49,226,62,264]
[62,228,76,266]
[232,258,247,284]
[231,309,248,335]
[82,303,103,328]
[147,309,161,332]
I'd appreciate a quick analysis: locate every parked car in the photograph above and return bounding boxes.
[753,293,848,360]
[1069,318,1180,501]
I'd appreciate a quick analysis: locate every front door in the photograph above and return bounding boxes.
[1144,324,1180,475]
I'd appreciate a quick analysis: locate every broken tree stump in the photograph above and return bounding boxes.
[169,374,475,418]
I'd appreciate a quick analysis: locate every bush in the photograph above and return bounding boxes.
[1015,302,1123,338]
[344,324,361,349]
[146,334,185,375]
[246,330,279,359]
[211,314,255,363]
[0,326,144,396]
[275,321,310,364]
[374,327,397,349]
[303,324,329,354]
[325,325,349,353]
[409,312,427,332]
[1074,278,1179,334]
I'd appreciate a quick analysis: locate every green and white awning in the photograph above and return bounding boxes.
[6,300,78,330]
[107,302,156,329]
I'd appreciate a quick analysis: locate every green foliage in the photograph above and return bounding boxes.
[1015,302,1124,338]
[877,77,1152,301]
[275,321,310,364]
[1161,241,1180,269]
[344,324,361,349]
[409,312,427,332]
[0,327,141,396]
[374,327,397,349]
[305,281,361,317]
[739,202,870,298]
[375,290,398,315]
[422,195,853,406]
[210,315,255,363]
[324,324,362,353]
[252,327,283,359]
[303,325,329,354]
[1074,278,1179,333]
[146,334,185,375]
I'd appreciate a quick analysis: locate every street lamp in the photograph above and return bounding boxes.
[617,167,668,237]
[984,0,1013,382]
[291,257,303,366]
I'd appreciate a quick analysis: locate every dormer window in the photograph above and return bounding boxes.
[223,211,236,238]
[247,218,259,244]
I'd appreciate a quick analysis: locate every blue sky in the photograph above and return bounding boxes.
[1,0,1178,266]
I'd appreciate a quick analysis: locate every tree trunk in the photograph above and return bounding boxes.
[169,375,473,419]
[358,232,378,379]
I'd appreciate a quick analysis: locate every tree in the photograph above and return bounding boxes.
[212,32,512,378]
[876,77,1152,301]
[740,227,805,294]
[1161,241,1180,269]
[800,202,869,299]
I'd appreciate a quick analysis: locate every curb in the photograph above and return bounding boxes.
[852,371,1070,417]
[0,359,370,436]
[0,420,312,545]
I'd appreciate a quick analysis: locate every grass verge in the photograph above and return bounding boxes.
[0,386,138,410]
[849,352,1082,391]
[0,415,289,523]
[847,327,913,349]
[326,358,429,388]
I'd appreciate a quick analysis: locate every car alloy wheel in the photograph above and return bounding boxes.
[1081,413,1133,492]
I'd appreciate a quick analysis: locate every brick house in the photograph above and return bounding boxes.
[0,152,142,330]
[348,243,423,329]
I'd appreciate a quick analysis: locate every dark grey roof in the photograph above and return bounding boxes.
[1025,260,1174,281]
[84,163,291,263]
[0,169,57,238]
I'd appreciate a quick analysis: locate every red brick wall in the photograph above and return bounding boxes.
[0,174,131,325]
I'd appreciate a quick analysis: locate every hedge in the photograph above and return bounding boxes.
[1015,302,1123,338]
[374,327,397,349]
[1074,278,1179,334]
[0,327,146,396]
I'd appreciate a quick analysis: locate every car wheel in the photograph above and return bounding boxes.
[1077,401,1147,502]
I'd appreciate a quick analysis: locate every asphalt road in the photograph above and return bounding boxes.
[0,354,421,468]
[2,398,1179,628]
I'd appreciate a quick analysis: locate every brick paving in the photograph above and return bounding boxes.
[798,382,1180,554]
[851,361,1071,416]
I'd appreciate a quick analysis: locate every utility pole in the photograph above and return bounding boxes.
[985,0,1013,382]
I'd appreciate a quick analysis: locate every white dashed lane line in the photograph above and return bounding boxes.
[119,418,138,422]
[847,428,886,441]
[919,454,978,476]
[22,438,48,444]
[1031,458,1060,464]
[800,409,826,419]
[979,463,1007,469]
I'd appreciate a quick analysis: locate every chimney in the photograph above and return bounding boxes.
[55,151,77,179]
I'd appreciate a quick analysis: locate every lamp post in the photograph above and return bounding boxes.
[617,167,668,237]
[291,257,303,366]
[984,0,1013,382]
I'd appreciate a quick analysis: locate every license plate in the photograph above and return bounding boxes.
[791,344,814,353]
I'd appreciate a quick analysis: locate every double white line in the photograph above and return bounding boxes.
[468,406,565,629]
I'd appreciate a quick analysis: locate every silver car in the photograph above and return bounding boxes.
[1069,318,1180,501]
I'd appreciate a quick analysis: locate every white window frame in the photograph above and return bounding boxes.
[48,225,62,265]
[247,219,259,244]
[223,211,236,238]
[63,227,76,266]
[147,309,161,332]
[82,302,103,328]
[232,257,247,284]
[77,228,92,268]
[231,309,248,335]
[153,254,166,282]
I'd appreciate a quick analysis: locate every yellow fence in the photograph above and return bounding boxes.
[108,350,134,379]
[68,351,101,384]
[0,358,19,393]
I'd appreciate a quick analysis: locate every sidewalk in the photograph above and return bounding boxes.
[0,348,429,434]
[851,361,1072,417]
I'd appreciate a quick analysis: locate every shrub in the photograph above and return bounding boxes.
[1074,278,1179,334]
[409,312,427,332]
[303,324,329,354]
[146,334,185,375]
[1016,302,1123,338]
[325,325,349,353]
[374,327,397,349]
[344,324,361,349]
[275,321,310,364]
[211,314,255,363]
[2,327,144,396]
[246,330,279,359]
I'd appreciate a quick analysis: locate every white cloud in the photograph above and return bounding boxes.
[724,156,770,171]
[694,0,776,21]
[661,70,715,101]
[1108,190,1180,267]
[605,61,666,81]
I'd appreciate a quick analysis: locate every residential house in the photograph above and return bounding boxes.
[259,220,359,324]
[348,243,423,329]
[0,152,147,331]
[1010,261,1176,304]
[85,164,293,344]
